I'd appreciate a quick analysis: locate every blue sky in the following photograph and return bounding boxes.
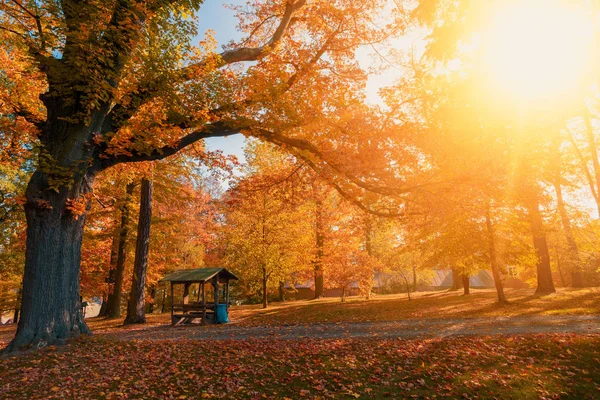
[196,1,247,164]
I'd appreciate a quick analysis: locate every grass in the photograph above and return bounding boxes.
[0,334,598,399]
[1,288,598,398]
[1,287,599,345]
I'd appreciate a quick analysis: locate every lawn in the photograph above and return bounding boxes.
[1,288,599,345]
[1,334,598,399]
[1,288,599,399]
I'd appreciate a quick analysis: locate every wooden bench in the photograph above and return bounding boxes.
[171,303,215,326]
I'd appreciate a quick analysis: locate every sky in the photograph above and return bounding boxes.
[196,1,247,165]
[193,1,418,168]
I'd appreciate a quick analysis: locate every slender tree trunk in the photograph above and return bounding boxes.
[12,284,22,325]
[262,266,268,309]
[405,279,412,301]
[485,208,507,304]
[106,182,135,318]
[125,178,152,325]
[341,287,346,302]
[314,196,324,298]
[552,180,584,287]
[98,225,120,318]
[450,268,464,291]
[278,281,286,302]
[554,243,566,287]
[526,196,556,295]
[364,216,373,299]
[584,113,600,213]
[567,129,600,217]
[147,286,156,314]
[462,275,470,295]
[412,266,418,293]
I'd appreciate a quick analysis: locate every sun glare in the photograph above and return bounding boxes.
[480,0,596,102]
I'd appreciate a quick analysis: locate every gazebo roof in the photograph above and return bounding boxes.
[159,267,239,283]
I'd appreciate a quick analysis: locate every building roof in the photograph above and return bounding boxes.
[159,268,239,283]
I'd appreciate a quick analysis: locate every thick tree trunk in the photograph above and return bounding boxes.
[485,208,507,304]
[526,197,556,295]
[462,275,470,295]
[262,267,268,309]
[125,178,152,325]
[7,169,94,351]
[552,180,584,287]
[450,268,464,291]
[313,196,324,299]
[106,182,134,318]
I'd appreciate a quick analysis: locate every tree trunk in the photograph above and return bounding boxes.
[462,275,470,295]
[412,266,418,293]
[450,268,464,291]
[313,195,324,299]
[584,113,600,216]
[98,295,108,317]
[552,180,584,287]
[12,284,22,325]
[364,216,373,299]
[405,279,412,301]
[485,208,507,304]
[106,182,135,318]
[262,267,268,309]
[526,197,556,295]
[125,178,153,325]
[341,287,346,302]
[98,224,120,318]
[147,286,156,314]
[7,169,94,351]
[278,281,285,302]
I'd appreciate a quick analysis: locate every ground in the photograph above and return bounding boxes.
[1,288,599,399]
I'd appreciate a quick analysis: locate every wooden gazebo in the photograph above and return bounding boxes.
[159,268,239,326]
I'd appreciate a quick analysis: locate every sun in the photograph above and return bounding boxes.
[479,0,596,103]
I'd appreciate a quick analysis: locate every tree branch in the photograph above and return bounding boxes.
[98,121,243,170]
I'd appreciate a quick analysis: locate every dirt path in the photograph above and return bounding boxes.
[101,314,600,341]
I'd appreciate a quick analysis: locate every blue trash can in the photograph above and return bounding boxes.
[216,304,229,324]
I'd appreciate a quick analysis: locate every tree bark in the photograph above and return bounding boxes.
[278,281,285,302]
[7,168,93,351]
[262,266,268,309]
[485,208,507,304]
[526,196,556,295]
[125,178,153,325]
[583,113,600,216]
[412,266,418,293]
[552,180,584,287]
[462,275,470,295]
[106,182,134,318]
[12,284,22,325]
[450,268,464,291]
[313,189,324,299]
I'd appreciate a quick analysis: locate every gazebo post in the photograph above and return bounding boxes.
[201,281,206,325]
[225,279,230,309]
[170,282,174,325]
